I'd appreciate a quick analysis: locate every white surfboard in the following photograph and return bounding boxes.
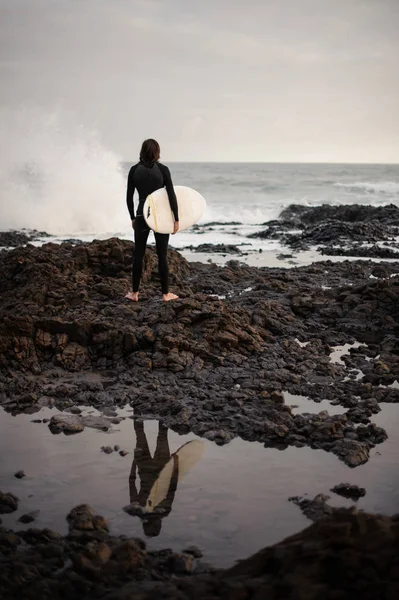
[144,440,205,513]
[143,185,206,234]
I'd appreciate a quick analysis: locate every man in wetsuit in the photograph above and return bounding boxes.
[125,138,179,302]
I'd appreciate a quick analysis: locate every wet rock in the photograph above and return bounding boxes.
[330,438,370,467]
[73,540,113,575]
[48,413,85,434]
[101,446,114,454]
[322,244,399,259]
[119,450,129,457]
[1,238,398,468]
[289,493,333,522]
[48,413,111,434]
[183,243,248,256]
[14,470,26,479]
[67,504,96,531]
[203,429,233,444]
[279,203,399,227]
[0,230,31,247]
[83,415,112,430]
[20,527,62,545]
[108,539,146,574]
[0,531,21,550]
[0,491,19,514]
[18,511,40,524]
[3,503,399,599]
[171,552,194,574]
[0,230,49,248]
[66,504,108,534]
[288,221,389,251]
[270,390,285,404]
[252,204,399,257]
[331,483,366,499]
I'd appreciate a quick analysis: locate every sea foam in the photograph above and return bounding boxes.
[0,107,126,234]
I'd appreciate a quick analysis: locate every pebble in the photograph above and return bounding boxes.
[18,511,40,524]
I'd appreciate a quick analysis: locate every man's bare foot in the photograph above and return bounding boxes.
[125,291,139,302]
[162,292,179,302]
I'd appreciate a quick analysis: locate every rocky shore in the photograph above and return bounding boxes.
[248,203,399,258]
[1,503,398,599]
[0,229,48,248]
[0,228,398,466]
[1,203,399,597]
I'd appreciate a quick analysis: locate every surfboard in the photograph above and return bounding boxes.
[144,439,205,513]
[143,185,206,234]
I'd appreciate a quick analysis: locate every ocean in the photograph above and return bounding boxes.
[0,111,398,258]
[2,161,399,248]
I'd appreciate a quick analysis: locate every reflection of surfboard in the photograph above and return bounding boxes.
[143,186,206,234]
[145,440,204,513]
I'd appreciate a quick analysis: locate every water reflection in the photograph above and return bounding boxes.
[128,421,204,537]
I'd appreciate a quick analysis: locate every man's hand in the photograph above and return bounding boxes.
[173,221,179,235]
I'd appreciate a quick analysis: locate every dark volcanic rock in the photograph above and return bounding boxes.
[48,413,112,434]
[14,470,26,479]
[0,230,50,248]
[331,483,366,499]
[289,493,333,522]
[251,204,399,255]
[0,239,399,465]
[321,244,399,259]
[182,243,248,255]
[49,414,85,434]
[287,220,389,249]
[0,231,31,247]
[279,203,399,227]
[1,505,399,599]
[0,491,19,514]
[66,504,109,533]
[18,511,40,524]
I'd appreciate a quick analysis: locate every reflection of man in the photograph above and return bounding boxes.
[129,421,178,537]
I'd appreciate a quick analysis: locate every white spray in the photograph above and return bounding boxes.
[0,107,128,234]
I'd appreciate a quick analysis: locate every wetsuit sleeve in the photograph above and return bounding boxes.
[126,165,137,220]
[159,164,179,221]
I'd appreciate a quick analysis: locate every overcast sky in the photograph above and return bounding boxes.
[1,0,398,162]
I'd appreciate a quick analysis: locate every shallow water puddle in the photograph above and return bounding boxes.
[379,380,399,390]
[283,391,346,416]
[329,341,363,365]
[1,404,399,567]
[294,338,310,348]
[343,369,364,382]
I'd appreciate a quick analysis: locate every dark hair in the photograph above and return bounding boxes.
[142,517,162,537]
[140,139,160,165]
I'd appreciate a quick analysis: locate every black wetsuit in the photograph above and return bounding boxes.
[126,161,179,294]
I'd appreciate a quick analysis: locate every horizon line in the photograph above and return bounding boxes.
[121,160,399,166]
